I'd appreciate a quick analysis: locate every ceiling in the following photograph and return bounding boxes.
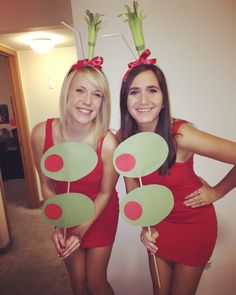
[0,0,75,51]
[0,28,75,51]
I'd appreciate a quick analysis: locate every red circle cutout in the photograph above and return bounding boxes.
[124,201,142,220]
[44,154,64,172]
[115,153,136,172]
[44,203,63,220]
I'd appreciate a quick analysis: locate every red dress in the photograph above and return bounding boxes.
[43,118,119,248]
[137,120,217,266]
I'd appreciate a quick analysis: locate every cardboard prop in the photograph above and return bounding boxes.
[114,132,168,178]
[42,193,95,228]
[41,142,98,182]
[113,132,174,226]
[41,142,97,229]
[120,184,173,226]
[114,132,174,288]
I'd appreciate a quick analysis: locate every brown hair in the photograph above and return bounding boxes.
[120,63,176,175]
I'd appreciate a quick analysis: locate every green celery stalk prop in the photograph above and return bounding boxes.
[84,10,104,59]
[118,1,146,56]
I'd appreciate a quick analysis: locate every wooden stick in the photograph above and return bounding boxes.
[67,181,71,193]
[148,226,161,288]
[138,177,161,288]
[63,227,67,241]
[63,181,70,241]
[139,177,143,186]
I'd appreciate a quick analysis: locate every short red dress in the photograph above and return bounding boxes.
[137,120,217,266]
[43,118,119,248]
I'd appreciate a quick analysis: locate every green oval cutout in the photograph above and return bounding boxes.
[113,132,168,177]
[42,193,96,227]
[120,184,174,226]
[41,142,98,181]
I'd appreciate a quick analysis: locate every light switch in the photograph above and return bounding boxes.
[48,76,53,89]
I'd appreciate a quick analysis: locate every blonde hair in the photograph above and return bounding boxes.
[59,66,111,148]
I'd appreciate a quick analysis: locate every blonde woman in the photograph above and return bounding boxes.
[31,62,119,295]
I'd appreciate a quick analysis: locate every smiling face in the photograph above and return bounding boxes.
[127,70,163,132]
[66,71,103,127]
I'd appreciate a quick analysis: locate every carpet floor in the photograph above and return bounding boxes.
[0,179,72,295]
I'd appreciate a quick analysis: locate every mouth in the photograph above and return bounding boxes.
[136,107,152,113]
[77,107,92,114]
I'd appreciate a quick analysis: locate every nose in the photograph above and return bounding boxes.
[83,92,92,105]
[139,91,148,104]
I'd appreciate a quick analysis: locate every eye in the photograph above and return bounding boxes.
[93,92,103,99]
[147,87,159,94]
[76,88,84,94]
[128,89,140,96]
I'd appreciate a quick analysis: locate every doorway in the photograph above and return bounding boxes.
[0,44,40,209]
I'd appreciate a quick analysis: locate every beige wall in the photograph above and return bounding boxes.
[18,47,77,130]
[18,46,77,200]
[70,1,236,294]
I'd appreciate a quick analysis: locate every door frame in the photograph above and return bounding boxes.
[0,43,40,208]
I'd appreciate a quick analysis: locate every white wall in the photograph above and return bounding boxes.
[18,47,77,130]
[70,1,236,294]
[18,47,77,200]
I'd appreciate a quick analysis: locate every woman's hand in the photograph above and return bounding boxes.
[184,180,220,208]
[51,227,66,256]
[140,227,159,254]
[59,234,81,259]
[58,224,89,259]
[73,223,90,240]
[51,227,81,259]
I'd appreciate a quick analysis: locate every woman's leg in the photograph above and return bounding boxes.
[64,248,90,295]
[170,263,205,295]
[148,254,173,295]
[86,246,114,295]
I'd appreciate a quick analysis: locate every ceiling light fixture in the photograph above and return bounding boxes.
[30,38,55,53]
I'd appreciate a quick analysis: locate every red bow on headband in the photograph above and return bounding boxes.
[123,49,156,80]
[72,56,103,71]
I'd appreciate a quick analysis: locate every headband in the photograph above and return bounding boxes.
[72,56,103,71]
[123,49,156,80]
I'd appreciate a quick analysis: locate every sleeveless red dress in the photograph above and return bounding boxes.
[137,120,217,266]
[43,118,119,248]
